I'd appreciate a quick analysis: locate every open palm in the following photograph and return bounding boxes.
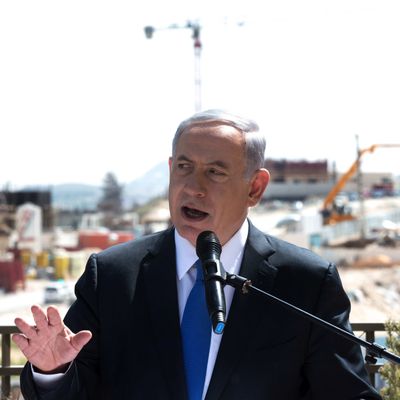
[13,305,92,373]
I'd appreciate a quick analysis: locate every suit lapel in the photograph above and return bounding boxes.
[142,229,188,400]
[205,223,277,400]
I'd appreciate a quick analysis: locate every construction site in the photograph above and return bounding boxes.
[1,143,400,324]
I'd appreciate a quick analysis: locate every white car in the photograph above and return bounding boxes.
[44,281,75,305]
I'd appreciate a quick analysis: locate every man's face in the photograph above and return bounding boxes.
[168,122,264,246]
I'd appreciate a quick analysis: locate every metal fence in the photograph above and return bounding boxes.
[0,326,23,400]
[321,207,400,245]
[0,323,391,399]
[351,322,387,389]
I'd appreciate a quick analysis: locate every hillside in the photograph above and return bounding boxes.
[50,162,169,210]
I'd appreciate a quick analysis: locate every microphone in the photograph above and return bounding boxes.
[196,231,227,334]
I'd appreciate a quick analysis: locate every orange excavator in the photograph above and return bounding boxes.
[321,144,400,225]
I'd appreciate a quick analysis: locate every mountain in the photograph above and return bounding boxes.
[50,162,169,210]
[51,183,102,210]
[124,161,169,207]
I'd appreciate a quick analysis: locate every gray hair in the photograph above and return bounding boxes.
[172,109,266,179]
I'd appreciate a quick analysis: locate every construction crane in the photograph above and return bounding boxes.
[144,21,203,112]
[321,144,400,225]
[144,18,244,113]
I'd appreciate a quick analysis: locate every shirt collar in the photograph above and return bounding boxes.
[175,220,249,281]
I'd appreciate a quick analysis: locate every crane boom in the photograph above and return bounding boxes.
[322,143,400,224]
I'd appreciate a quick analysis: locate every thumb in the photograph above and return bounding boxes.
[71,330,92,352]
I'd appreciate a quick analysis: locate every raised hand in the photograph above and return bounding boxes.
[13,305,92,373]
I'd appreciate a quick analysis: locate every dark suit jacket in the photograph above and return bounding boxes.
[20,221,381,399]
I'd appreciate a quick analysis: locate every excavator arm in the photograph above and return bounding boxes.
[322,144,400,224]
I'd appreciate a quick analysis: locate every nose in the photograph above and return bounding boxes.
[184,170,206,197]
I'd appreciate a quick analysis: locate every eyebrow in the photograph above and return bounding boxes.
[175,155,230,170]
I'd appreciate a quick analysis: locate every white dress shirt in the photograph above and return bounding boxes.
[33,221,249,398]
[175,221,248,400]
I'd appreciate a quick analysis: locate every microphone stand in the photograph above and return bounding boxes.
[225,273,400,366]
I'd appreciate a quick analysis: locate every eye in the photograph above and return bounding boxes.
[209,168,224,175]
[174,161,192,174]
[208,167,228,182]
[177,162,190,170]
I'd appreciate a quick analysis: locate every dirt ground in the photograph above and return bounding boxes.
[332,243,400,323]
[339,265,400,323]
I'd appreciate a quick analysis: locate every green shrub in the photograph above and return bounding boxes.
[380,320,400,400]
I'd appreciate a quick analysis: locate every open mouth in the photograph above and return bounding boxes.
[182,206,209,220]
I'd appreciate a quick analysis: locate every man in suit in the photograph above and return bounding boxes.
[13,109,381,399]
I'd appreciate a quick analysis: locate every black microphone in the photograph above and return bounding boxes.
[196,231,227,334]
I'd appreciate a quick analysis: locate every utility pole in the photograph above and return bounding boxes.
[144,21,203,112]
[355,134,366,242]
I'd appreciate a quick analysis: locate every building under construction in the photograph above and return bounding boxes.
[265,159,329,184]
[263,158,394,201]
[0,190,53,230]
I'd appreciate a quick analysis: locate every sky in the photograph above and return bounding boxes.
[1,1,400,189]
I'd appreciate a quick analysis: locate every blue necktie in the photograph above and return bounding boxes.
[181,260,211,400]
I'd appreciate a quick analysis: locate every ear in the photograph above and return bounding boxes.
[168,157,173,172]
[248,168,270,207]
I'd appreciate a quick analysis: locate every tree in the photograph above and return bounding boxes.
[97,172,124,229]
[380,320,400,399]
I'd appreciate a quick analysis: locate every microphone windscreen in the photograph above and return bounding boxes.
[196,231,222,261]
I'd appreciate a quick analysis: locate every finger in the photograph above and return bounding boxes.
[31,305,49,330]
[71,331,92,352]
[47,306,63,329]
[14,317,38,339]
[12,333,30,352]
[12,333,40,361]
